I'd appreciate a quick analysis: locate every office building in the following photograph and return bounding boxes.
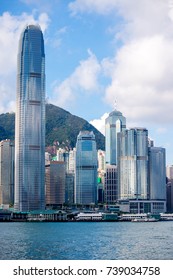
[166,181,173,212]
[75,131,97,205]
[14,25,45,211]
[97,177,104,204]
[166,165,173,212]
[97,150,105,172]
[45,152,51,165]
[69,148,76,173]
[45,161,66,207]
[57,148,69,171]
[0,140,14,206]
[118,128,148,200]
[105,109,126,165]
[65,172,74,205]
[148,138,154,148]
[148,147,166,200]
[104,165,118,204]
[120,200,166,214]
[166,165,173,180]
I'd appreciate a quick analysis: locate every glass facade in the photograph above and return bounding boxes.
[129,200,166,214]
[148,147,166,200]
[105,110,126,165]
[104,165,118,204]
[0,140,14,205]
[45,161,66,207]
[65,172,75,205]
[14,25,45,211]
[75,131,98,204]
[118,128,148,200]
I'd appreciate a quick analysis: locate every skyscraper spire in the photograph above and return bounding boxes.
[114,99,117,110]
[14,24,45,211]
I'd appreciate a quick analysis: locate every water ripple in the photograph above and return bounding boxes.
[0,222,173,259]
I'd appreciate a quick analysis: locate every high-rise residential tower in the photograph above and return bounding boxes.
[105,109,126,165]
[75,131,97,205]
[14,25,45,211]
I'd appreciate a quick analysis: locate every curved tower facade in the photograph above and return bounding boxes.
[118,128,149,200]
[75,131,98,205]
[105,110,126,165]
[14,25,45,211]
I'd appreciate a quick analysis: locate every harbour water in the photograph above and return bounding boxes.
[0,221,173,260]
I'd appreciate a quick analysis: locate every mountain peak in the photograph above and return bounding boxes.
[0,103,105,153]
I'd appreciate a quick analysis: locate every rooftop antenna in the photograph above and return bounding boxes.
[114,99,117,110]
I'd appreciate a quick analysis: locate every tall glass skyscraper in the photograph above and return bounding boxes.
[75,131,97,205]
[105,109,126,165]
[117,128,149,200]
[0,140,14,206]
[104,165,118,204]
[148,147,166,200]
[45,161,66,207]
[14,25,45,211]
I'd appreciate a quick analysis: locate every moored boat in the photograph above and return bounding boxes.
[131,217,159,222]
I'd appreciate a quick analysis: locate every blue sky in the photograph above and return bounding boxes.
[0,0,173,165]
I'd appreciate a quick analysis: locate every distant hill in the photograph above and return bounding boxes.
[0,103,105,153]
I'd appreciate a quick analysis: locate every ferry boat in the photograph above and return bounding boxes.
[131,217,159,222]
[120,213,147,221]
[75,212,103,221]
[27,217,46,222]
[120,213,159,222]
[160,213,173,221]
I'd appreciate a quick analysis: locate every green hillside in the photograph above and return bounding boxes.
[0,103,105,152]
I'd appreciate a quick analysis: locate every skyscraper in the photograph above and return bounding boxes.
[104,165,118,204]
[166,165,173,212]
[75,131,97,205]
[0,140,14,206]
[57,148,69,172]
[148,147,166,200]
[105,109,126,165]
[14,25,45,211]
[97,149,105,172]
[117,128,148,200]
[45,161,66,207]
[69,148,76,173]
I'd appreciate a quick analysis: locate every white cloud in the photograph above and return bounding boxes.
[104,35,173,123]
[50,50,101,108]
[114,0,172,40]
[69,0,119,15]
[38,13,50,32]
[0,12,49,76]
[90,113,109,135]
[0,81,16,113]
[49,26,68,49]
[156,127,168,134]
[20,0,57,13]
[57,26,68,34]
[20,0,38,4]
[69,0,173,125]
[0,11,50,113]
[69,0,172,38]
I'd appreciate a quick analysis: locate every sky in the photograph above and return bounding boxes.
[0,0,173,164]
